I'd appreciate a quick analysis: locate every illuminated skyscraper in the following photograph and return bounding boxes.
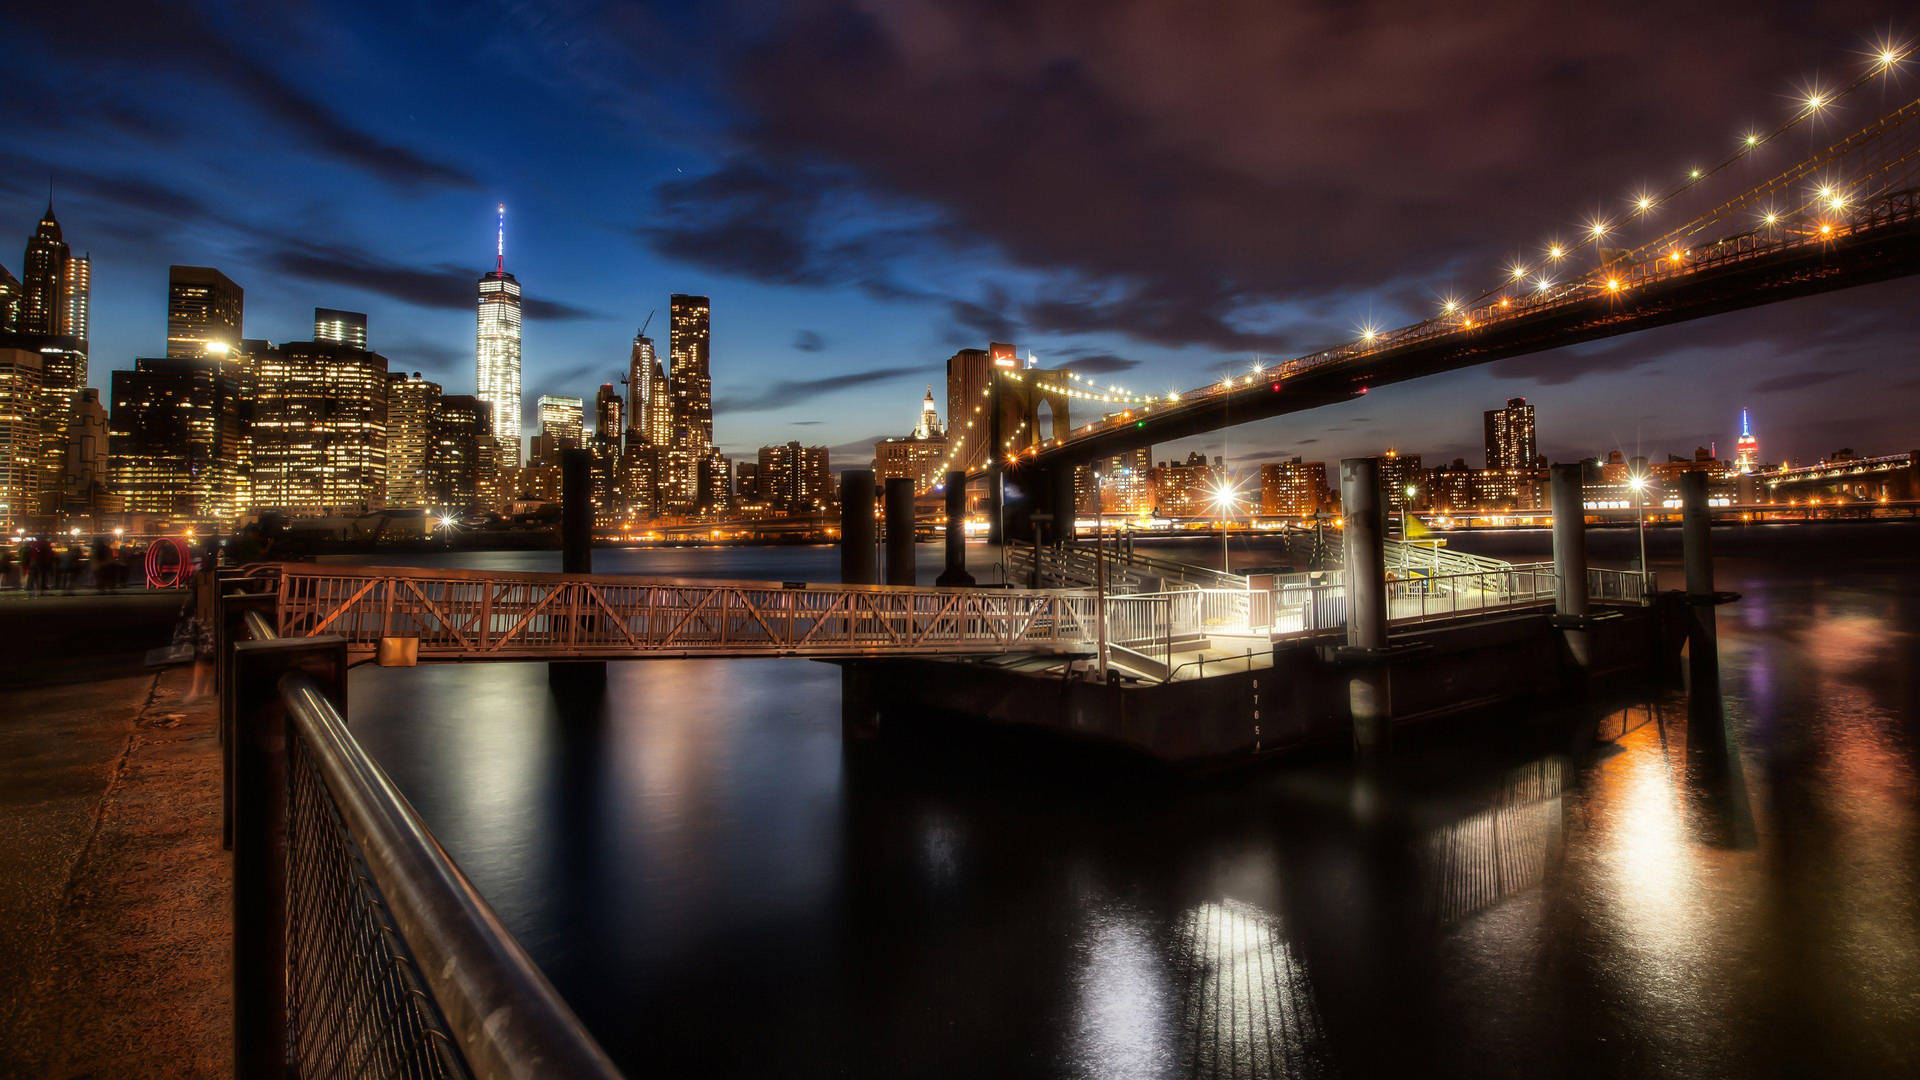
[538,395,584,450]
[945,347,993,471]
[109,355,246,526]
[628,330,668,442]
[19,205,68,336]
[429,395,498,514]
[386,372,442,509]
[1483,397,1537,471]
[476,204,523,468]
[167,266,245,359]
[59,253,88,344]
[249,341,389,516]
[314,308,368,348]
[668,294,711,449]
[0,264,19,332]
[0,347,43,531]
[1734,408,1759,474]
[595,382,624,440]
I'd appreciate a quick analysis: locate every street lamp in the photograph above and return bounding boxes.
[1628,473,1649,575]
[1402,483,1418,539]
[1209,479,1244,573]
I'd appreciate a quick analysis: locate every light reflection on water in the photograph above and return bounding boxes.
[341,524,1920,1077]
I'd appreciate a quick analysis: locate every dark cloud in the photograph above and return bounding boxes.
[717,364,927,413]
[1488,346,1661,386]
[790,419,824,425]
[256,239,600,321]
[1752,369,1857,393]
[3,2,475,190]
[793,329,828,352]
[829,433,896,460]
[1058,353,1139,375]
[946,285,1019,343]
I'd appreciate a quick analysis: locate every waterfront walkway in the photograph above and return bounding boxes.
[0,597,230,1078]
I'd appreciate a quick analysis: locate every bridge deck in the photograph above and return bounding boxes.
[266,563,1102,661]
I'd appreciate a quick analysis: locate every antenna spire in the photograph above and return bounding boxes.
[1740,408,1751,438]
[495,203,505,272]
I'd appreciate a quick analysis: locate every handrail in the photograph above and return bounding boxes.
[280,675,624,1080]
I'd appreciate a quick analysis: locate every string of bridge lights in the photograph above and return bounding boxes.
[919,40,1910,491]
[1382,40,1911,346]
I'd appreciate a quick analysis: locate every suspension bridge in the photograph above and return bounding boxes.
[904,50,1920,538]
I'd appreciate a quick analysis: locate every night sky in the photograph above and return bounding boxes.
[4,1,1917,472]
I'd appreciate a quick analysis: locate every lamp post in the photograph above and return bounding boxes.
[1402,483,1417,539]
[1210,478,1243,574]
[1629,473,1649,575]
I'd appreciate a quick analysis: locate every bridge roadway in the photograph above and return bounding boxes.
[264,562,1104,661]
[1011,194,1920,471]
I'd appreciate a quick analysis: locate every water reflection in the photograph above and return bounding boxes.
[344,524,1920,1078]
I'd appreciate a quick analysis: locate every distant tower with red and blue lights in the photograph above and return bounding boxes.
[1734,408,1758,473]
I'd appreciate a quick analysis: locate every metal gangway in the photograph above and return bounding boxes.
[264,562,1105,661]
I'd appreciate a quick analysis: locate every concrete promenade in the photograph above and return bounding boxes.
[0,593,230,1078]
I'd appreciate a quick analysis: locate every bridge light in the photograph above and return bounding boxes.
[1498,297,1511,308]
[1764,211,1779,226]
[1635,195,1653,214]
[1359,324,1379,343]
[1828,195,1847,210]
[1587,221,1608,239]
[1806,93,1826,110]
[1535,276,1552,292]
[1606,278,1621,292]
[1818,185,1834,198]
[1689,168,1702,179]
[1879,47,1903,69]
[1510,264,1528,281]
[1744,133,1759,147]
[1442,298,1459,314]
[1819,222,1834,236]
[1547,244,1565,260]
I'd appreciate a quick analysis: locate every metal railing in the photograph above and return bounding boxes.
[1587,566,1659,603]
[1384,564,1559,625]
[1008,538,1246,592]
[268,563,1102,660]
[222,584,624,1080]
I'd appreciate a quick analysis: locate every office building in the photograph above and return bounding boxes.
[166,266,245,359]
[873,387,948,491]
[634,336,671,449]
[313,308,368,348]
[1151,452,1223,516]
[535,394,584,462]
[594,383,623,441]
[1379,449,1423,511]
[1077,448,1153,514]
[0,348,43,531]
[0,264,19,332]
[944,347,994,471]
[428,395,497,514]
[61,253,88,344]
[109,355,246,525]
[476,204,522,468]
[668,294,712,451]
[386,372,441,510]
[60,387,113,518]
[1734,408,1759,474]
[19,205,69,337]
[249,341,390,517]
[757,442,831,515]
[1484,397,1537,471]
[1260,458,1328,517]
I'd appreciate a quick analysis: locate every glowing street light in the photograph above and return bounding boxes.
[1210,479,1245,572]
[1628,473,1650,572]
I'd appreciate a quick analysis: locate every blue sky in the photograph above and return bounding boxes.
[4,0,1917,474]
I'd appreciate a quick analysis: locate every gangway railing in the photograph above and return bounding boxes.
[219,583,624,1080]
[265,563,1103,660]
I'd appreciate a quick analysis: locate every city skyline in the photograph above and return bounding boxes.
[4,5,1917,472]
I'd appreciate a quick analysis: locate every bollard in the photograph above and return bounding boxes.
[1680,470,1731,744]
[1340,458,1392,755]
[560,448,592,574]
[840,470,877,585]
[1550,462,1592,671]
[551,448,604,694]
[884,477,916,586]
[219,591,277,851]
[936,471,975,587]
[231,635,347,1080]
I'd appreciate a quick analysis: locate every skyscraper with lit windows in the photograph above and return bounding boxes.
[1483,397,1537,471]
[476,204,522,468]
[668,294,711,450]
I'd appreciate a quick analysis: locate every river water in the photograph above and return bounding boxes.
[340,522,1920,1078]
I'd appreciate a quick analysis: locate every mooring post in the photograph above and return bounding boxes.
[840,469,877,585]
[884,477,916,586]
[841,663,880,740]
[936,471,975,586]
[1681,470,1722,719]
[1340,457,1392,755]
[550,447,605,695]
[1550,462,1593,671]
[231,634,347,1080]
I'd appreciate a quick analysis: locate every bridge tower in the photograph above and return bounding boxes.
[988,368,1079,544]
